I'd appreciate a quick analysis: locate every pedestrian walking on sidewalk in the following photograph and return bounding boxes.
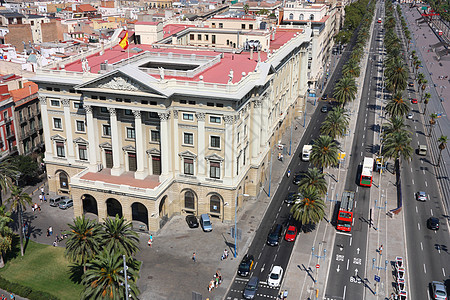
[48,226,53,236]
[148,234,153,247]
[192,252,196,263]
[41,187,44,195]
[39,194,43,202]
[287,169,291,177]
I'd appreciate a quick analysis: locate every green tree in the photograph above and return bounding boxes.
[310,135,340,169]
[385,57,408,93]
[423,92,431,114]
[6,186,32,257]
[81,248,140,300]
[382,130,413,175]
[417,72,425,87]
[243,3,249,14]
[420,79,428,97]
[437,135,448,167]
[290,186,325,225]
[10,155,39,186]
[385,92,410,117]
[0,159,18,206]
[101,215,139,257]
[333,76,357,107]
[0,205,13,268]
[65,216,102,272]
[320,107,350,139]
[429,113,438,137]
[298,168,327,195]
[342,59,360,78]
[382,116,409,137]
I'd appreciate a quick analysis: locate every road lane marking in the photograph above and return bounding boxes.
[421,242,423,251]
[425,181,428,187]
[412,179,415,185]
[343,285,347,300]
[346,259,349,270]
[443,268,446,277]
[411,167,413,172]
[337,231,352,237]
[418,223,421,230]
[416,206,418,213]
[423,169,425,174]
[431,209,433,216]
[350,237,352,246]
[424,264,427,274]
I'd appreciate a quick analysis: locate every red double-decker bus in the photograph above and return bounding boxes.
[337,191,355,232]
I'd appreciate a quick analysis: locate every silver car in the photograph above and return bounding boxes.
[431,281,447,300]
[416,191,427,201]
[58,198,73,210]
[243,276,259,299]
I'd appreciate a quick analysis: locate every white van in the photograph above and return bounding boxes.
[418,145,427,156]
[200,214,212,232]
[302,145,312,161]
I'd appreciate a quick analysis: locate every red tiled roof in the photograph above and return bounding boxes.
[270,28,302,50]
[135,21,161,25]
[10,82,38,102]
[81,170,161,189]
[163,24,195,38]
[76,4,97,12]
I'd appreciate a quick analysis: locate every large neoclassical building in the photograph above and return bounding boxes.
[32,25,312,232]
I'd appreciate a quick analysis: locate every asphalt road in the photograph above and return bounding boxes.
[324,1,385,299]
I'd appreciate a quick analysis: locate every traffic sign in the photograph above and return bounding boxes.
[374,275,380,282]
[316,264,320,269]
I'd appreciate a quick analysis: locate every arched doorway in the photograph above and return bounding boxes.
[82,194,98,216]
[56,170,69,193]
[159,196,168,228]
[131,202,148,231]
[106,198,122,218]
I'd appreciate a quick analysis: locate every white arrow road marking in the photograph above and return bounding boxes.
[357,248,360,254]
[337,265,340,272]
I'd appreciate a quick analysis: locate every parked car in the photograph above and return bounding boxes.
[410,98,418,104]
[431,281,447,300]
[407,112,414,119]
[416,191,427,202]
[418,145,428,156]
[237,254,255,277]
[268,265,283,287]
[285,225,298,242]
[185,215,199,228]
[321,105,328,113]
[58,198,73,210]
[243,276,259,299]
[292,173,302,185]
[267,224,283,246]
[321,94,328,100]
[427,217,440,230]
[284,192,298,205]
[49,196,68,207]
[408,82,414,87]
[200,214,212,232]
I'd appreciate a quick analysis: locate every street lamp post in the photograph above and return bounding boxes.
[234,193,249,258]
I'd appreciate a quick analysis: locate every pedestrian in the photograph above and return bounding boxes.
[214,276,219,288]
[39,194,43,202]
[221,249,228,260]
[49,226,53,236]
[287,169,291,177]
[38,205,41,212]
[46,228,50,237]
[41,187,44,195]
[192,252,196,262]
[148,234,153,247]
[43,194,46,202]
[278,152,282,160]
[10,293,14,300]
[378,244,383,254]
[280,153,283,162]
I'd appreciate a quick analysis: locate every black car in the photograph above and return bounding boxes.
[185,215,199,228]
[237,254,255,277]
[427,217,439,230]
[292,173,302,185]
[321,106,328,113]
[408,82,414,87]
[321,94,328,100]
[267,224,283,246]
[284,192,298,205]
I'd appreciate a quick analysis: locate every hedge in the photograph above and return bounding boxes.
[0,275,59,300]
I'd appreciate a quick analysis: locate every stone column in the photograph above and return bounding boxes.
[173,111,179,172]
[224,115,234,178]
[251,100,261,159]
[158,112,170,178]
[133,110,146,179]
[300,50,308,93]
[260,95,268,147]
[196,112,206,175]
[62,98,74,158]
[38,96,53,157]
[108,108,122,176]
[84,105,97,166]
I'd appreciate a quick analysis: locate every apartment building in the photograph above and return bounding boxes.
[32,25,312,232]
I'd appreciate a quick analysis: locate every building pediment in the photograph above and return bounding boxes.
[146,148,161,155]
[178,150,197,159]
[205,153,224,161]
[50,134,66,141]
[122,145,136,152]
[73,137,88,144]
[74,67,167,97]
[99,142,112,149]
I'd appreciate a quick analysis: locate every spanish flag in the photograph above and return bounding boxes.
[119,31,129,50]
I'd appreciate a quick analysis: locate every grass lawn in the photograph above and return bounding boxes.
[0,238,83,300]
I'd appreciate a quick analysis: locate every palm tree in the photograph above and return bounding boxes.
[298,168,327,195]
[385,92,410,117]
[290,186,325,225]
[382,130,413,177]
[333,76,357,107]
[310,135,340,169]
[414,60,421,78]
[101,215,139,257]
[417,72,425,87]
[65,216,102,272]
[342,59,360,78]
[382,116,409,138]
[429,113,438,137]
[385,57,408,93]
[423,92,431,114]
[6,185,31,257]
[320,107,349,139]
[437,135,448,167]
[0,159,18,206]
[0,205,13,268]
[420,79,427,96]
[81,248,140,300]
[243,3,249,14]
